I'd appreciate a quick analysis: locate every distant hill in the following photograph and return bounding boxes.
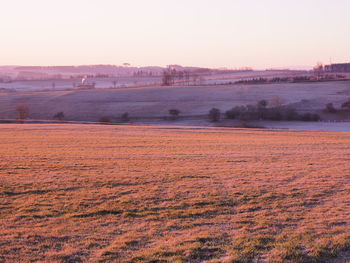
[0,64,252,80]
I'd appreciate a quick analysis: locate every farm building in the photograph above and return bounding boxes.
[77,77,96,89]
[324,63,350,73]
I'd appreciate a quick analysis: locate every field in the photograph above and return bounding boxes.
[1,124,350,262]
[1,81,350,126]
[0,70,299,91]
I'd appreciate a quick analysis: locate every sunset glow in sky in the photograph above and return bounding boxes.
[1,0,350,68]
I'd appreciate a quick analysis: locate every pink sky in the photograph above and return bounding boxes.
[1,0,350,69]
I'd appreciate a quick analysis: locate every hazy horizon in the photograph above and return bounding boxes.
[1,0,350,68]
[0,63,313,71]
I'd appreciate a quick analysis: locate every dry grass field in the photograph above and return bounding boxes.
[1,124,350,262]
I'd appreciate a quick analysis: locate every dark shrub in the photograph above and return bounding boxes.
[341,99,350,109]
[266,108,283,121]
[99,116,110,123]
[225,106,243,119]
[311,114,321,121]
[225,104,319,122]
[257,99,268,108]
[301,113,320,121]
[225,109,235,119]
[285,108,300,121]
[169,109,180,120]
[208,108,221,122]
[301,113,312,121]
[121,112,129,122]
[325,103,337,113]
[53,112,65,120]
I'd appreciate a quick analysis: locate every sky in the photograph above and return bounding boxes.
[0,0,350,69]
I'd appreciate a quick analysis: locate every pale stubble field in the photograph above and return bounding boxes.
[0,124,350,262]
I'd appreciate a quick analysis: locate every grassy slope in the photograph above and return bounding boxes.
[0,81,350,122]
[0,124,350,262]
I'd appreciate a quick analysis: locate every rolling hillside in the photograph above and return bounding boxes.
[1,81,350,124]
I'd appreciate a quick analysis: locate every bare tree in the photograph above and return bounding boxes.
[162,70,173,86]
[192,73,198,85]
[314,62,324,79]
[184,71,190,86]
[15,104,30,120]
[112,80,118,89]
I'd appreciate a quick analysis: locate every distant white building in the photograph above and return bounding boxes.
[77,76,95,89]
